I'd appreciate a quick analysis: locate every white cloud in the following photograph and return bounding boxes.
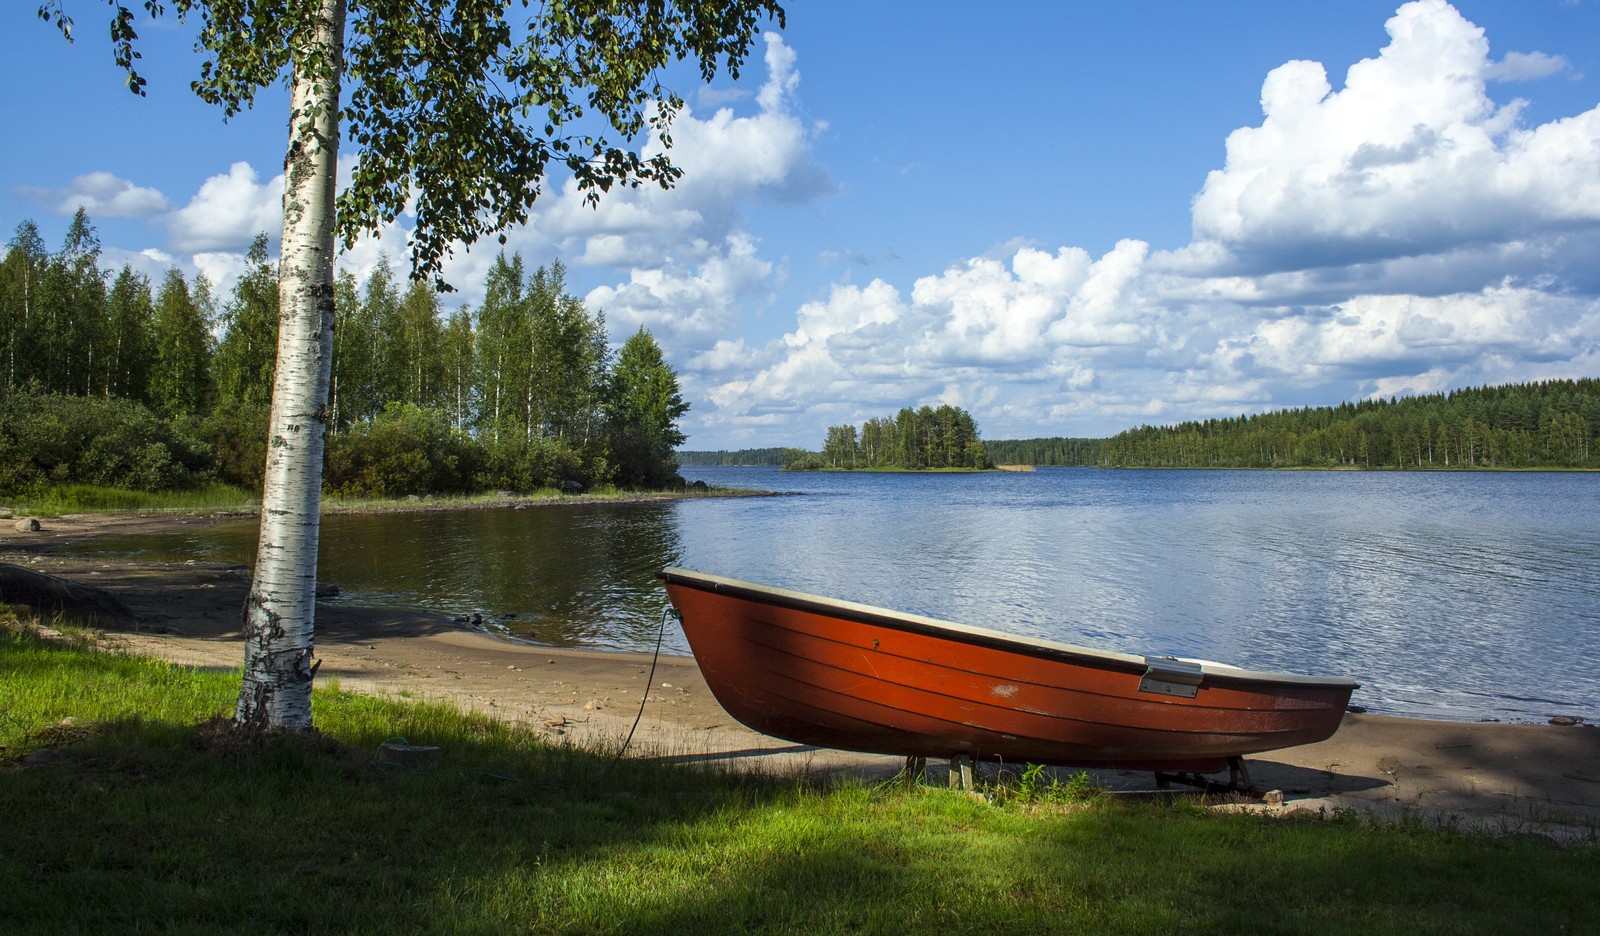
[1486,50,1571,82]
[1189,0,1600,276]
[20,171,170,218]
[1242,287,1573,381]
[166,162,283,253]
[322,31,827,325]
[683,3,1600,445]
[585,232,775,351]
[191,251,251,303]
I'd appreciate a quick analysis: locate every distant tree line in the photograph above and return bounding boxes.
[685,381,1599,473]
[0,211,690,497]
[1099,380,1600,469]
[984,437,1104,466]
[676,448,789,466]
[785,405,992,470]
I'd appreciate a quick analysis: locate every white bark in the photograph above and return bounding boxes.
[236,0,347,730]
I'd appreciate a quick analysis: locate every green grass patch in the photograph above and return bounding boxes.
[3,483,752,520]
[2,616,1594,934]
[2,483,259,516]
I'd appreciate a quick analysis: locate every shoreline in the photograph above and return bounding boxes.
[4,509,1598,839]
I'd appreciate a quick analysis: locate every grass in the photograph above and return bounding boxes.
[1,483,260,516]
[2,615,1595,935]
[1,481,755,520]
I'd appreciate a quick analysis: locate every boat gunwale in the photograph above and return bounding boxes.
[659,567,1359,691]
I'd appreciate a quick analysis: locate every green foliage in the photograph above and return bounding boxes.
[473,258,610,451]
[985,436,1105,466]
[0,209,111,397]
[211,233,278,408]
[325,403,477,498]
[477,422,594,493]
[0,226,693,496]
[196,398,271,491]
[0,391,212,494]
[102,264,154,402]
[676,447,790,466]
[148,268,214,416]
[800,405,991,471]
[606,327,689,488]
[1100,379,1600,470]
[998,764,1102,806]
[10,482,256,514]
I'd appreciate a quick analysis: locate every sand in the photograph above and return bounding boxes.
[5,510,1597,840]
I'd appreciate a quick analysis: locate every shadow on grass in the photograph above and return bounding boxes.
[0,706,784,932]
[5,711,1596,935]
[3,624,1596,934]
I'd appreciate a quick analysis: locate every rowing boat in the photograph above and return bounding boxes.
[659,567,1357,774]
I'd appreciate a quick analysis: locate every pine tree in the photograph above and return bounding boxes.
[606,327,688,488]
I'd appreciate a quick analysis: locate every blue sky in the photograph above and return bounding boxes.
[4,1,1598,449]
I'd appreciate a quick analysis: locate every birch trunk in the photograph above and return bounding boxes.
[236,0,347,731]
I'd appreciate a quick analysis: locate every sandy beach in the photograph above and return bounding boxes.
[5,510,1597,840]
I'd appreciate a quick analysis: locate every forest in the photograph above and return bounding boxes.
[687,380,1599,472]
[1098,380,1599,470]
[675,448,789,466]
[979,383,1599,470]
[0,212,690,498]
[786,405,992,470]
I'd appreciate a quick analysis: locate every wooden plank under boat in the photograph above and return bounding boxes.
[659,567,1359,774]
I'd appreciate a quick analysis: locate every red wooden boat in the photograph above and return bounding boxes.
[659,568,1358,774]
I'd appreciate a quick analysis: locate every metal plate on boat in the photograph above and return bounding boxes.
[1139,656,1204,698]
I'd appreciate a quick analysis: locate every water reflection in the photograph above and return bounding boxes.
[81,505,686,651]
[66,467,1600,723]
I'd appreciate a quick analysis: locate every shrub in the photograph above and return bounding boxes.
[0,391,212,494]
[325,403,476,498]
[476,430,591,493]
[197,399,271,492]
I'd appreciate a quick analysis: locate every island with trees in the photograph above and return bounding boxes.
[784,405,993,471]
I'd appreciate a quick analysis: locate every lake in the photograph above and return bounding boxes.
[71,466,1600,724]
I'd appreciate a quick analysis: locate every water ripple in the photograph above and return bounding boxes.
[66,466,1600,723]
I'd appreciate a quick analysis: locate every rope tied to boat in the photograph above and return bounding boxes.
[595,601,675,782]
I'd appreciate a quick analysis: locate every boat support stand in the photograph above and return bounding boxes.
[900,754,978,790]
[1153,756,1259,796]
[948,753,975,790]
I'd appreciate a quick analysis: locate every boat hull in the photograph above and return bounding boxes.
[660,568,1358,773]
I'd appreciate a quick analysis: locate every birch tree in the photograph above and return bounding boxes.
[41,0,783,730]
[149,268,214,417]
[103,265,154,401]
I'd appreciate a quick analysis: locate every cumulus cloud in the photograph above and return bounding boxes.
[585,233,774,347]
[680,1,1600,447]
[51,3,1598,450]
[1486,50,1571,82]
[165,162,283,253]
[329,31,828,330]
[19,171,169,218]
[1187,0,1600,278]
[535,31,829,273]
[191,251,252,303]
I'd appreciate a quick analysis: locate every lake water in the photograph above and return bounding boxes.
[71,466,1600,724]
